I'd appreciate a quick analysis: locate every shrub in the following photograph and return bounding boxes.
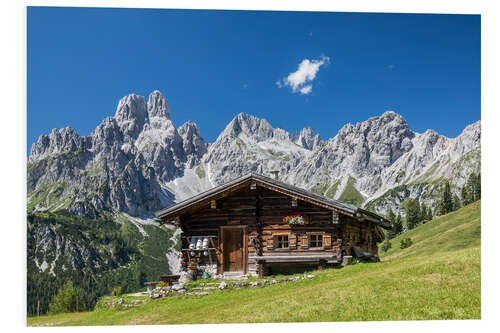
[381,239,392,252]
[112,286,122,296]
[48,280,80,314]
[400,237,413,249]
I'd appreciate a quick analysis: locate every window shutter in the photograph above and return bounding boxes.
[300,234,309,249]
[323,234,332,249]
[289,234,297,249]
[266,235,274,250]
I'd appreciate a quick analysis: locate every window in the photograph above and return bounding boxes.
[275,235,289,249]
[309,234,323,248]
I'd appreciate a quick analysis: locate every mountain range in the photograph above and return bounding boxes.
[28,90,481,219]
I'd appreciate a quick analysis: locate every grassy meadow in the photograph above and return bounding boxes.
[28,201,481,325]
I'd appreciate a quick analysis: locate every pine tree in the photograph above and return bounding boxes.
[404,198,420,230]
[48,279,79,314]
[439,181,453,215]
[461,185,471,206]
[474,172,481,201]
[386,209,397,239]
[466,173,476,203]
[420,202,428,223]
[394,213,403,235]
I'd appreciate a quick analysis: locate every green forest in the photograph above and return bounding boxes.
[27,210,174,316]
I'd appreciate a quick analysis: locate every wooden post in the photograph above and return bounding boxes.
[257,260,265,278]
[37,300,40,317]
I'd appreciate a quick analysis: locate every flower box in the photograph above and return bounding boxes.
[283,214,308,225]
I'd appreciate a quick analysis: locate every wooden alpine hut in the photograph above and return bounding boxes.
[155,173,391,278]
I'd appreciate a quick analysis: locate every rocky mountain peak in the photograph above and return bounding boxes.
[114,94,148,122]
[178,120,201,138]
[222,113,274,141]
[178,121,208,168]
[29,126,85,162]
[147,90,171,119]
[113,94,148,142]
[294,126,323,150]
[459,120,481,142]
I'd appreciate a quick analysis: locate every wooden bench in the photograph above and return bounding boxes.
[160,274,180,286]
[249,254,339,264]
[351,246,379,262]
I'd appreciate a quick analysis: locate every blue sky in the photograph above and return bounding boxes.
[27,7,480,150]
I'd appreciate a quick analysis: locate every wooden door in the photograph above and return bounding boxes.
[223,228,244,272]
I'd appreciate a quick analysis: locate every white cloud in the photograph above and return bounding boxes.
[277,55,330,95]
[299,85,312,95]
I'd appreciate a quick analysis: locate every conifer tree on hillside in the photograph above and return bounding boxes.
[404,198,421,230]
[420,202,429,223]
[48,279,82,314]
[462,172,481,206]
[439,181,453,215]
[386,209,397,239]
[474,172,481,201]
[461,185,472,206]
[394,213,403,235]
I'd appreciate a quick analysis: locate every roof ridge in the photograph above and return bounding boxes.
[155,171,391,228]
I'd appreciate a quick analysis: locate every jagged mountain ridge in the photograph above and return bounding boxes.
[167,111,480,216]
[28,91,207,217]
[28,91,481,218]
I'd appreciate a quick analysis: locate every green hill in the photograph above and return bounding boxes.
[381,200,480,260]
[28,201,481,325]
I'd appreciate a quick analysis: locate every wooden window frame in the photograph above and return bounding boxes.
[274,235,289,250]
[308,233,324,249]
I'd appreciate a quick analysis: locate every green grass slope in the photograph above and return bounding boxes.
[381,200,480,260]
[28,201,481,325]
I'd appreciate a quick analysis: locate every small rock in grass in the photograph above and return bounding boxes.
[193,292,209,296]
[172,283,185,291]
[218,281,228,290]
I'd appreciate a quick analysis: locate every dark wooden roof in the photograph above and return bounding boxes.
[155,173,391,229]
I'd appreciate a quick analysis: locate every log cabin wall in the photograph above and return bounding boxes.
[342,215,380,256]
[177,182,380,276]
